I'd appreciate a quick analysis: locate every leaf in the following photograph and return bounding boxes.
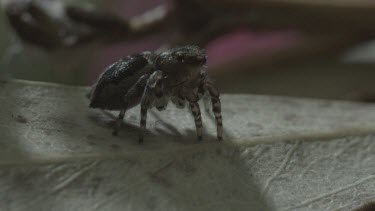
[0,79,375,210]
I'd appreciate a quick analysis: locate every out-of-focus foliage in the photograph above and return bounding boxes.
[0,0,110,84]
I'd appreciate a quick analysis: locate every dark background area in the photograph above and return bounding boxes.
[2,0,375,101]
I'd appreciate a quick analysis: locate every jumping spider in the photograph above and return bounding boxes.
[89,46,222,143]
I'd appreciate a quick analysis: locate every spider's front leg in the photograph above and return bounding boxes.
[189,100,203,141]
[139,71,163,143]
[205,79,223,140]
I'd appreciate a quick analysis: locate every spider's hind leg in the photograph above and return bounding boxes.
[112,109,126,136]
[139,106,148,143]
[112,75,149,136]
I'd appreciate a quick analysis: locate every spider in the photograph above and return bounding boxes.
[89,46,223,143]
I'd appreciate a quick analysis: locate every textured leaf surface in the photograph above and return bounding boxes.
[0,80,374,211]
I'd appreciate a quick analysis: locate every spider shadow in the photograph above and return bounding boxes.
[87,109,139,140]
[88,109,218,145]
[88,109,138,131]
[150,109,219,144]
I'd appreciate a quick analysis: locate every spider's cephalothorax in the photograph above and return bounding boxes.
[89,46,223,143]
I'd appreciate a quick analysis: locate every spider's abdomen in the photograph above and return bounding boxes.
[89,53,153,110]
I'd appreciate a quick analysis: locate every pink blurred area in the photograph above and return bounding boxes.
[206,29,301,69]
[87,0,301,83]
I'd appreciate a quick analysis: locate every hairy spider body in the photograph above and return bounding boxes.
[89,46,222,143]
[90,53,154,110]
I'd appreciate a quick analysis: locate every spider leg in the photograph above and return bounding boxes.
[139,71,163,143]
[198,83,211,112]
[189,101,203,141]
[205,80,223,140]
[112,109,126,136]
[197,74,211,112]
[171,94,186,108]
[177,96,185,108]
[112,75,149,136]
[139,105,148,143]
[154,82,169,111]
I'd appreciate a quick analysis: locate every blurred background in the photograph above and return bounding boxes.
[1,0,375,101]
